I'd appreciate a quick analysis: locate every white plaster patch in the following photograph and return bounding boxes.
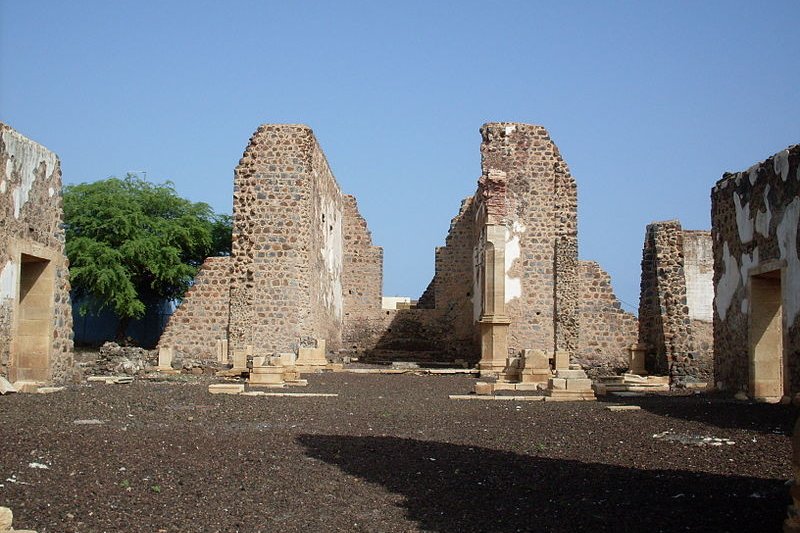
[0,180,5,194]
[747,164,760,186]
[504,225,523,304]
[774,150,790,182]
[319,197,343,320]
[777,197,800,324]
[755,184,772,238]
[48,187,54,197]
[739,247,760,293]
[504,125,516,135]
[2,129,59,219]
[733,192,754,244]
[0,260,17,301]
[715,242,739,321]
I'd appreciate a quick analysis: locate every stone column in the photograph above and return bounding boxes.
[479,226,511,375]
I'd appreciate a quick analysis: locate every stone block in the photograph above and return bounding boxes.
[474,382,494,395]
[208,383,244,395]
[566,378,593,391]
[0,376,17,395]
[252,356,267,367]
[554,351,570,370]
[555,369,587,379]
[548,378,566,390]
[157,346,173,370]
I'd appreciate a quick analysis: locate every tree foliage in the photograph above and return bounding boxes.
[63,174,231,328]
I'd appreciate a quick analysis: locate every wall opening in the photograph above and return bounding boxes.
[11,254,54,382]
[748,270,785,401]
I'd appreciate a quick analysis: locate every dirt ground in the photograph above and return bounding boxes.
[0,373,795,532]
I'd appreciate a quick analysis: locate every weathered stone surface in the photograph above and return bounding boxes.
[0,123,73,385]
[208,383,244,395]
[712,144,800,399]
[638,221,713,384]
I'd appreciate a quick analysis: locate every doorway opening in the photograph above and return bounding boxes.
[748,269,785,402]
[11,254,54,382]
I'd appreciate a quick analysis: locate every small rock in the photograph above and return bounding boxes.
[734,391,749,401]
[0,376,17,395]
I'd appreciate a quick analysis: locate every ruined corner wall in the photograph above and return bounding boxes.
[712,145,800,394]
[158,256,231,360]
[479,123,579,356]
[0,123,73,384]
[341,194,384,350]
[638,221,712,383]
[229,124,346,355]
[577,261,637,367]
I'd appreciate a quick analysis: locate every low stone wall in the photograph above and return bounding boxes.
[0,123,73,384]
[577,261,637,368]
[158,256,231,360]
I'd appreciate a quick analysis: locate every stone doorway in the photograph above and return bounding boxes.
[10,254,55,382]
[748,269,785,402]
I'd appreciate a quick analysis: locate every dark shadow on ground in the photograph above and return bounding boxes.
[298,434,788,533]
[596,392,797,435]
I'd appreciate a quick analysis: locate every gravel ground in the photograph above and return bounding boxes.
[0,373,795,532]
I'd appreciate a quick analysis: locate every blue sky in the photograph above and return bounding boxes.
[1,0,798,312]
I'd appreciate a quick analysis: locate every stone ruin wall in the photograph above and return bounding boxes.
[683,230,714,369]
[228,125,346,356]
[577,261,637,368]
[479,123,579,357]
[712,144,800,394]
[374,123,631,367]
[0,123,73,384]
[157,256,231,360]
[341,194,385,351]
[161,124,384,359]
[638,221,712,383]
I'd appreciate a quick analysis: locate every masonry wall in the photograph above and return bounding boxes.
[158,256,231,360]
[577,261,637,367]
[712,144,800,394]
[228,125,347,355]
[341,194,384,350]
[0,123,73,384]
[479,123,579,356]
[638,221,713,383]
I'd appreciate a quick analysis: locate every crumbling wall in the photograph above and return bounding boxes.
[638,221,712,383]
[479,123,579,356]
[0,123,73,384]
[157,256,231,360]
[341,194,384,350]
[228,124,348,355]
[712,144,800,394]
[683,230,714,372]
[577,261,637,368]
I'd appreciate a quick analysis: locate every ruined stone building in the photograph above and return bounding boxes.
[160,122,636,371]
[0,123,73,385]
[712,144,800,401]
[637,221,714,384]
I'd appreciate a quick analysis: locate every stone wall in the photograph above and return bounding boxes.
[577,261,637,368]
[637,221,713,384]
[0,123,73,384]
[228,125,347,355]
[478,123,579,356]
[341,194,384,350]
[158,256,231,360]
[712,144,800,398]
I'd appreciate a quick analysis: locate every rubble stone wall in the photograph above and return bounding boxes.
[638,221,712,383]
[157,256,231,360]
[0,123,73,384]
[228,124,346,355]
[479,123,579,357]
[577,261,637,368]
[712,144,800,394]
[342,194,384,350]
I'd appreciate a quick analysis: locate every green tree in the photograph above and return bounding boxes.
[63,174,231,339]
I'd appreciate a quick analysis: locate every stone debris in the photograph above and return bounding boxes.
[449,395,546,401]
[544,366,596,401]
[11,381,39,394]
[27,462,49,469]
[652,430,735,446]
[0,376,16,395]
[208,384,245,395]
[73,419,104,425]
[37,386,65,394]
[240,392,338,398]
[605,405,641,411]
[86,375,133,384]
[598,373,670,393]
[0,505,38,532]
